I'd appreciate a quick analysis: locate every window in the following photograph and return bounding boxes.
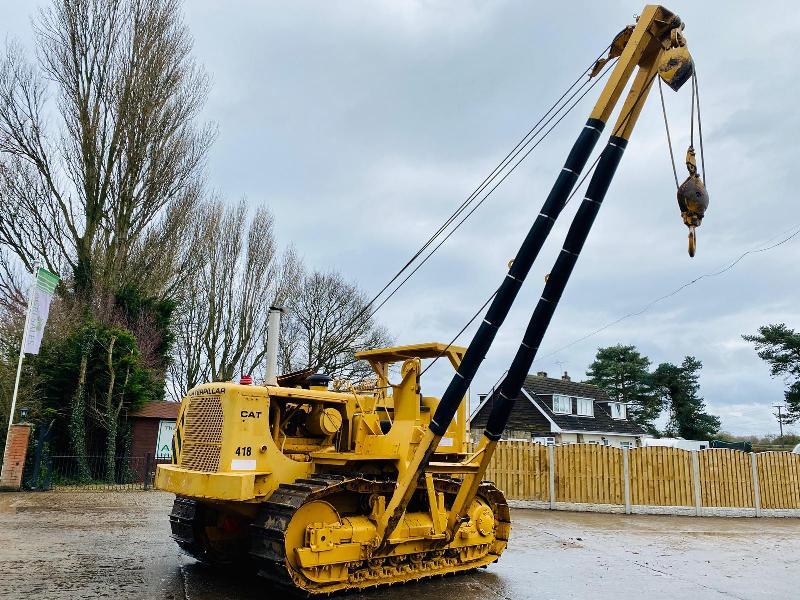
[620,441,633,449]
[553,395,571,414]
[610,402,626,419]
[576,398,594,417]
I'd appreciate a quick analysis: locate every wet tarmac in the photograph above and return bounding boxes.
[0,491,798,599]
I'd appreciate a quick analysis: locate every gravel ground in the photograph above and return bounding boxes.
[0,491,798,599]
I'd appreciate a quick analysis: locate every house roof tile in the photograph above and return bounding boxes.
[129,401,179,420]
[522,375,645,435]
[522,375,611,401]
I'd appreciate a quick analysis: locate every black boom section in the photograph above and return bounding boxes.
[429,118,605,436]
[484,135,629,440]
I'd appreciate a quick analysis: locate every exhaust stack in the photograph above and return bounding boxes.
[265,306,284,386]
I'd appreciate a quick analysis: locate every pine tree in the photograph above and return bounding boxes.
[743,324,800,422]
[651,356,720,439]
[585,345,660,433]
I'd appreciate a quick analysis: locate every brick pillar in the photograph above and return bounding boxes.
[1,424,32,491]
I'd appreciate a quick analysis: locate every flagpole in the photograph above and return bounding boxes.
[6,263,38,440]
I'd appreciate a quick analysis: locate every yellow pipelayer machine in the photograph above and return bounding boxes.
[156,5,705,594]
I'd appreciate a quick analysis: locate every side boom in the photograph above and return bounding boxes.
[375,4,689,547]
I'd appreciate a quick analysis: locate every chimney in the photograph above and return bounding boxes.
[265,306,284,386]
[562,371,571,381]
[536,371,548,378]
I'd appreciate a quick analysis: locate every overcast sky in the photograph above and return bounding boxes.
[5,1,799,435]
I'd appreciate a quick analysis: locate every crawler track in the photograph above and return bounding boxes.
[249,474,510,594]
[170,474,510,595]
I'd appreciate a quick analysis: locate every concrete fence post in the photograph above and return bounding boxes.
[623,447,631,514]
[548,444,556,510]
[691,450,702,516]
[750,452,761,517]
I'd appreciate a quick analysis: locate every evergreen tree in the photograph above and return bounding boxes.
[585,345,660,433]
[743,324,800,422]
[651,356,720,439]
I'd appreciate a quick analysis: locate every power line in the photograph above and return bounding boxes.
[467,221,800,408]
[535,222,800,361]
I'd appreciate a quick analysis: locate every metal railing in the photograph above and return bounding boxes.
[25,454,170,491]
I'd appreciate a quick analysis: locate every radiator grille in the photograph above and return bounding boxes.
[181,442,222,473]
[180,395,224,472]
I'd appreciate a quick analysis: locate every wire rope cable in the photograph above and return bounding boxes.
[361,59,619,327]
[321,46,618,347]
[658,77,680,188]
[693,72,707,184]
[417,65,657,376]
[563,70,660,209]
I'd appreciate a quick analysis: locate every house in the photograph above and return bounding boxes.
[469,371,647,448]
[128,401,179,460]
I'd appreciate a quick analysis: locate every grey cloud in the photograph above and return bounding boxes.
[4,1,799,434]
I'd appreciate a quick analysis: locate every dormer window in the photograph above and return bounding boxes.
[552,394,594,416]
[553,395,571,414]
[576,398,594,417]
[610,402,626,419]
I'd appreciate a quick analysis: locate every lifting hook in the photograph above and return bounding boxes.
[677,146,708,257]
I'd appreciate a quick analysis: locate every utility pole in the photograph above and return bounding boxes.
[773,404,786,439]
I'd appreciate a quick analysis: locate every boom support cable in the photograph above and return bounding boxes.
[318,47,618,351]
[418,67,664,395]
[400,46,614,269]
[403,60,619,380]
[363,59,618,327]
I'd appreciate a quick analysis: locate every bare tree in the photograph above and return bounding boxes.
[280,271,393,383]
[0,0,212,298]
[0,0,210,459]
[168,199,301,399]
[168,209,393,397]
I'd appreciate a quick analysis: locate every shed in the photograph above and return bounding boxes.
[129,401,179,460]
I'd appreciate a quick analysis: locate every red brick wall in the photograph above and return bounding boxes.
[1,424,32,490]
[130,418,159,459]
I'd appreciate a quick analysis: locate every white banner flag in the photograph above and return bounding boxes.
[23,268,59,355]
